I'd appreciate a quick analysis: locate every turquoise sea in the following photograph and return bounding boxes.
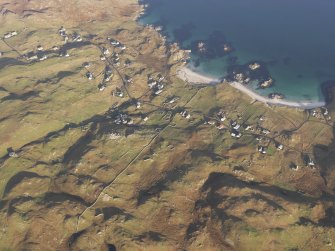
[139,0,335,102]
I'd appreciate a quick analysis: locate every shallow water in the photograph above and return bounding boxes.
[140,0,335,102]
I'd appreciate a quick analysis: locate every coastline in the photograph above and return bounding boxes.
[139,2,327,110]
[177,66,326,109]
[177,67,220,85]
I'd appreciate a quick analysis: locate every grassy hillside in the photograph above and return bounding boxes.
[1,0,335,250]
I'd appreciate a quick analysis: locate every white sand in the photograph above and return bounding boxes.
[230,82,325,109]
[177,66,326,109]
[177,67,220,85]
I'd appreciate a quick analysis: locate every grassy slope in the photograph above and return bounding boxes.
[1,0,335,250]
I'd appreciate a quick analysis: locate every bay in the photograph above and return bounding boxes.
[140,0,335,102]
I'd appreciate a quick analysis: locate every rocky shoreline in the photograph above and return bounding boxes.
[177,66,326,109]
[139,1,330,110]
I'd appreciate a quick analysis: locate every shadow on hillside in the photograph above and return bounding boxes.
[201,172,335,228]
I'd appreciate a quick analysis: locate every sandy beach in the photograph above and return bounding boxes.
[230,82,325,109]
[177,67,220,85]
[177,66,326,109]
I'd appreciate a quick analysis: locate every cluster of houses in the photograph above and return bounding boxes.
[257,146,267,154]
[289,155,315,171]
[112,87,124,98]
[71,32,83,42]
[99,47,110,61]
[109,131,121,140]
[111,52,120,65]
[85,65,113,91]
[136,100,142,109]
[180,110,191,119]
[113,112,133,125]
[203,110,228,130]
[276,142,284,150]
[86,72,94,80]
[24,45,51,62]
[82,35,135,93]
[83,62,91,69]
[58,27,83,43]
[257,142,283,155]
[84,48,117,90]
[58,49,70,57]
[3,31,18,39]
[104,66,113,81]
[217,110,227,122]
[290,163,299,171]
[306,155,315,168]
[4,25,322,175]
[100,39,127,66]
[165,96,179,105]
[5,26,128,96]
[230,120,242,138]
[16,26,317,168]
[147,74,165,95]
[125,75,133,84]
[257,125,271,135]
[255,135,270,144]
[102,47,110,56]
[23,30,75,62]
[58,26,68,43]
[202,110,241,137]
[98,66,114,91]
[204,118,225,130]
[108,38,126,51]
[98,83,107,92]
[247,116,317,170]
[202,109,287,156]
[254,120,280,154]
[311,107,331,121]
